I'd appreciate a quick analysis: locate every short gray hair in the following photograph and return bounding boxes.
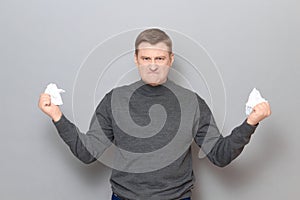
[135,28,172,54]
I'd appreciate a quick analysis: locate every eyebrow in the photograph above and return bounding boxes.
[140,56,166,59]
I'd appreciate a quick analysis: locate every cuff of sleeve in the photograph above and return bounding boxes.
[53,113,66,124]
[240,119,258,136]
[52,114,69,133]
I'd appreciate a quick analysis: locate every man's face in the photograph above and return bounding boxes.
[134,42,174,86]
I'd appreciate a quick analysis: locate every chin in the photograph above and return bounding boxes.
[147,81,159,86]
[143,78,160,86]
[148,82,160,86]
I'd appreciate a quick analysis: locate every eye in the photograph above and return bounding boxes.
[156,57,165,61]
[142,57,151,61]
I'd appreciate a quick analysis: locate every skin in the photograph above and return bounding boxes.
[38,42,271,125]
[134,42,174,86]
[38,93,62,122]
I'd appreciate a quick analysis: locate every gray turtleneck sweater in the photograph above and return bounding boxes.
[53,79,257,200]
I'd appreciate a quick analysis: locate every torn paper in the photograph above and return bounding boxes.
[44,83,65,105]
[245,88,267,115]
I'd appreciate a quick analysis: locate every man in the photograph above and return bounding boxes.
[39,28,271,200]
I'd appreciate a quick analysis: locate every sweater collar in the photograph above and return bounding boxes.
[135,78,172,97]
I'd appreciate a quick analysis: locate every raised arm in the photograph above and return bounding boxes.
[194,95,271,167]
[38,92,114,164]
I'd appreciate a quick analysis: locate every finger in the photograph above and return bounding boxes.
[266,102,272,116]
[252,105,265,116]
[254,102,268,111]
[255,102,267,108]
[39,94,51,104]
[40,93,51,99]
[261,102,271,116]
[252,104,263,112]
[43,99,51,106]
[253,102,271,117]
[39,99,50,108]
[39,94,51,107]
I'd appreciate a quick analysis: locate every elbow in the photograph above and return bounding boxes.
[207,150,232,168]
[73,149,97,164]
[80,157,96,164]
[209,154,232,168]
[77,154,96,164]
[212,159,231,168]
[214,161,231,168]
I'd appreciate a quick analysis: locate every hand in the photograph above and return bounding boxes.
[247,102,271,125]
[38,93,62,122]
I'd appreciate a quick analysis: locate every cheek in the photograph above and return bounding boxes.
[162,66,170,74]
[138,67,147,76]
[141,67,147,73]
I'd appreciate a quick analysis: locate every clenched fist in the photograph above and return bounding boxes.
[38,93,62,122]
[247,102,271,125]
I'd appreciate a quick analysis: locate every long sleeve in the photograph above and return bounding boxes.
[194,95,257,167]
[53,92,114,164]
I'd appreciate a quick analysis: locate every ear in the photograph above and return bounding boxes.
[134,53,138,67]
[169,53,174,66]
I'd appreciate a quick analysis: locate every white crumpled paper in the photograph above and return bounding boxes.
[44,83,65,105]
[245,88,267,115]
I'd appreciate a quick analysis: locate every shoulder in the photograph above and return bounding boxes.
[95,80,141,108]
[167,80,206,105]
[169,81,210,112]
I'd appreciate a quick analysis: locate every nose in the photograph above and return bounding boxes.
[149,64,158,72]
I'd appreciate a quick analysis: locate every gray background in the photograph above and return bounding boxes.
[1,0,299,199]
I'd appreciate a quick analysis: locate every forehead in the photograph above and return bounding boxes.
[137,42,170,56]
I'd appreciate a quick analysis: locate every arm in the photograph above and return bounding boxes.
[39,92,114,164]
[53,114,97,164]
[194,95,270,167]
